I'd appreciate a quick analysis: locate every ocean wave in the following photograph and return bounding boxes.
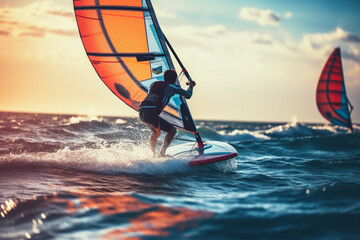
[0,140,239,175]
[0,138,64,155]
[283,132,360,151]
[309,124,338,134]
[301,154,360,170]
[263,122,314,138]
[218,129,270,141]
[62,119,114,132]
[44,127,79,139]
[63,115,105,125]
[242,121,354,140]
[0,126,28,135]
[199,121,356,144]
[0,143,193,175]
[198,127,269,142]
[304,181,360,201]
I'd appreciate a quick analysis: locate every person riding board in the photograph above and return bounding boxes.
[139,69,196,157]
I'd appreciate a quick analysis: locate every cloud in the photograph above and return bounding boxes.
[300,28,360,62]
[342,50,360,62]
[166,24,256,53]
[46,10,74,19]
[339,45,360,63]
[15,24,77,38]
[165,25,283,58]
[238,7,280,26]
[0,30,10,36]
[155,8,177,19]
[188,24,227,38]
[303,28,360,49]
[165,24,228,50]
[252,34,273,45]
[18,31,45,38]
[344,34,360,44]
[0,2,77,38]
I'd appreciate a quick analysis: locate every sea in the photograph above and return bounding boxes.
[0,111,359,240]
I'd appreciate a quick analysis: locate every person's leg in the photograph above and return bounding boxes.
[140,109,160,156]
[159,126,176,156]
[148,124,160,156]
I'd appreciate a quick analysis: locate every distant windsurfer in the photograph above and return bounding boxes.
[139,69,196,157]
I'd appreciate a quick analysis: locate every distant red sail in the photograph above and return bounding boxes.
[316,47,353,131]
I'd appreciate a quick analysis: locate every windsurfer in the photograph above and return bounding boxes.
[139,69,196,157]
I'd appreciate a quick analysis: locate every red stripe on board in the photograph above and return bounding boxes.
[189,153,238,166]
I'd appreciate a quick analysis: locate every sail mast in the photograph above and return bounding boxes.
[145,0,204,147]
[339,49,354,133]
[163,35,204,147]
[163,35,193,83]
[337,48,353,133]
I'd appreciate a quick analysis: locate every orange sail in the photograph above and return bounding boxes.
[73,0,197,132]
[316,47,353,132]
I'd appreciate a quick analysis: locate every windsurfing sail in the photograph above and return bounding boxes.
[73,0,198,134]
[316,47,354,132]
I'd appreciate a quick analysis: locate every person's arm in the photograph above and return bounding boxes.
[148,82,155,92]
[166,84,193,99]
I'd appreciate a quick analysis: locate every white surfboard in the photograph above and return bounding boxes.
[166,141,238,166]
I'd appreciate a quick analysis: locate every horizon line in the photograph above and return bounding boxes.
[1,109,357,125]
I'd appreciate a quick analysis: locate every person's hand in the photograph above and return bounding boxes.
[187,80,196,87]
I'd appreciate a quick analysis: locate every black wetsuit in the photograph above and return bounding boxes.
[139,81,193,132]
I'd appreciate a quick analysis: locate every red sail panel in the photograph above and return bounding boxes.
[316,48,352,129]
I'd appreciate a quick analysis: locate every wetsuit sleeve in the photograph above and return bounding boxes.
[166,84,193,99]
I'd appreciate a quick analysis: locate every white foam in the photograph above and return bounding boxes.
[1,142,191,175]
[115,118,127,124]
[63,115,104,125]
[217,129,270,142]
[264,122,313,137]
[310,124,337,134]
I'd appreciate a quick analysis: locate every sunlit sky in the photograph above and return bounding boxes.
[0,0,359,123]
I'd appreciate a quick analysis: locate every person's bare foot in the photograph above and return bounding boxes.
[158,152,171,158]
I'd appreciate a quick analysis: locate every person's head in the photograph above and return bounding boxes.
[164,69,177,85]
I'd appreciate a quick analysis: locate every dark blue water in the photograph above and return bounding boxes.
[0,111,359,239]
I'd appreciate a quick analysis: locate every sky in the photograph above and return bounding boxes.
[0,0,359,123]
